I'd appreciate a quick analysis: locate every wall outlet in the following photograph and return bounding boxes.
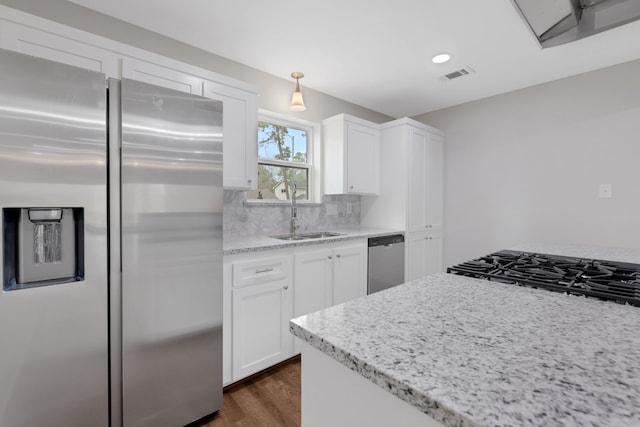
[326,203,338,216]
[346,203,353,214]
[598,184,613,199]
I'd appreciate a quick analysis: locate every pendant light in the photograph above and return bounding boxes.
[290,72,306,112]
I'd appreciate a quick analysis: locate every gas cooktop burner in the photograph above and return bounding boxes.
[447,250,640,306]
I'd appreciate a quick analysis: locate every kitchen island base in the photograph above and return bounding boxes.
[299,341,445,427]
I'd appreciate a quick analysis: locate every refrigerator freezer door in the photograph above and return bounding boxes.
[119,79,223,426]
[0,49,108,426]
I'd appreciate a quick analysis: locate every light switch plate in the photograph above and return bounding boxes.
[598,184,612,199]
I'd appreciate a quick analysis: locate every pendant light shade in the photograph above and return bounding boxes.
[290,72,306,112]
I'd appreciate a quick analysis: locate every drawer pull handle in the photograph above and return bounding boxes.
[283,285,289,290]
[328,256,332,260]
[336,254,341,258]
[255,268,274,274]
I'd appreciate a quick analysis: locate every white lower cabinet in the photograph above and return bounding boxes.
[331,243,368,305]
[406,231,443,281]
[294,249,333,318]
[224,239,368,384]
[232,276,293,380]
[229,255,293,382]
[294,241,367,317]
[293,241,367,354]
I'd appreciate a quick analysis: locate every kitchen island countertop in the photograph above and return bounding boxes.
[290,244,640,427]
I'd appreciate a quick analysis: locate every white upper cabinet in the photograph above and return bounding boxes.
[0,20,119,76]
[204,81,258,190]
[121,57,204,95]
[119,61,259,190]
[407,127,444,232]
[323,114,380,195]
[407,126,429,232]
[361,118,444,232]
[0,6,259,190]
[121,59,259,190]
[345,121,380,195]
[425,134,444,230]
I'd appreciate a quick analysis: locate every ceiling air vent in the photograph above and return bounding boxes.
[443,67,475,80]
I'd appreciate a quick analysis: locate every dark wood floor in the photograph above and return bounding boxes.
[197,356,301,427]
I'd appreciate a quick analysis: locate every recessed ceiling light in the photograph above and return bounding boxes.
[432,53,451,64]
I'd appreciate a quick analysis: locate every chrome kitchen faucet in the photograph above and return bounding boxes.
[290,184,299,236]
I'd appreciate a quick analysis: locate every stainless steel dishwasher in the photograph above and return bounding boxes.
[367,234,405,294]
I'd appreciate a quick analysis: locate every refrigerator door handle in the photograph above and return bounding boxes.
[107,78,123,427]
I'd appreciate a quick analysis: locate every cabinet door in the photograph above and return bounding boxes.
[407,126,428,232]
[121,57,204,95]
[0,20,119,76]
[232,279,293,380]
[406,231,443,281]
[333,243,368,305]
[406,231,428,281]
[294,249,333,317]
[204,81,258,190]
[424,230,443,275]
[425,134,444,230]
[346,122,379,195]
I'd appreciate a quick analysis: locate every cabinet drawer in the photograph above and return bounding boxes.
[232,256,291,288]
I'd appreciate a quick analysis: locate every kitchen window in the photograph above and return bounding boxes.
[247,111,320,202]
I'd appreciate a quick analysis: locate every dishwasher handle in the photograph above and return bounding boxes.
[368,234,404,247]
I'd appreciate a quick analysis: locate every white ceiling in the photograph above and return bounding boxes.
[67,0,640,118]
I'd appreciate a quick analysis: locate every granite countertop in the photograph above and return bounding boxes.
[290,245,640,427]
[223,227,402,255]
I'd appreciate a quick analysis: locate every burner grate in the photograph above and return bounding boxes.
[447,250,640,307]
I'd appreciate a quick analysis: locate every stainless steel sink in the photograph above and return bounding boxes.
[270,231,344,241]
[270,235,308,241]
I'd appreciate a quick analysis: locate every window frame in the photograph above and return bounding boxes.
[249,110,321,204]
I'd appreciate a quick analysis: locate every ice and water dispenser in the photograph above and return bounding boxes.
[3,208,84,290]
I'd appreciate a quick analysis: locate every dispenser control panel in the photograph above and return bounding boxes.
[2,208,84,290]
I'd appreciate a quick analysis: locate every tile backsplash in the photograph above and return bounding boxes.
[224,190,360,237]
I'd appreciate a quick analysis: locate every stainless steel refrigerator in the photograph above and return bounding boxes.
[0,49,223,427]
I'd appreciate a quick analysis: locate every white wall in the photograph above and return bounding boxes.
[415,59,640,266]
[0,0,392,125]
